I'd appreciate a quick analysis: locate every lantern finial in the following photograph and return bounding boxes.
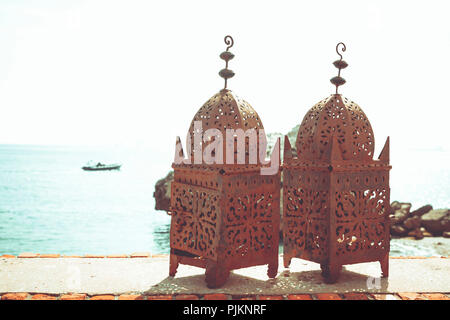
[219,35,235,90]
[330,42,348,94]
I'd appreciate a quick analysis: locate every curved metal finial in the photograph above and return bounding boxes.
[330,42,348,94]
[219,35,235,90]
[224,35,234,51]
[336,42,346,61]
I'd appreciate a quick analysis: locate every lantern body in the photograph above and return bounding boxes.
[283,94,391,283]
[170,90,280,288]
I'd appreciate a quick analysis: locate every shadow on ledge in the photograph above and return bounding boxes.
[143,265,389,295]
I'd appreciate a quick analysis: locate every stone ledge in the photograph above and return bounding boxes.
[2,253,448,259]
[1,255,449,297]
[1,292,449,300]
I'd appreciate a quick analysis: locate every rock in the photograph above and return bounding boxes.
[407,228,424,240]
[419,227,433,237]
[391,224,408,236]
[390,201,402,213]
[423,231,433,237]
[389,202,412,225]
[421,209,450,235]
[403,216,421,230]
[443,231,450,238]
[410,204,433,217]
[153,171,174,212]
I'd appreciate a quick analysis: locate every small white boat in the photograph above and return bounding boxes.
[82,161,121,171]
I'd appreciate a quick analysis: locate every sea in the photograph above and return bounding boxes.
[0,144,449,257]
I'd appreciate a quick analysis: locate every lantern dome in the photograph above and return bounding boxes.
[183,35,266,162]
[295,93,374,161]
[187,89,264,159]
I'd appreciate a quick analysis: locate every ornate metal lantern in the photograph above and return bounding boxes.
[169,36,281,288]
[282,43,391,283]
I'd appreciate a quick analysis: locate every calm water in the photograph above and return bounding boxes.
[0,144,171,256]
[0,144,449,256]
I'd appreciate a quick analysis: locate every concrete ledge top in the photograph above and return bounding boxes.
[1,255,449,296]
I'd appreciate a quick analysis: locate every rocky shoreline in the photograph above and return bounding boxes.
[390,202,450,239]
[154,172,450,240]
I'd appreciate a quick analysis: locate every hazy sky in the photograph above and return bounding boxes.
[0,0,449,160]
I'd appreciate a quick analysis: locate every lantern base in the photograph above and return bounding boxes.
[205,260,230,289]
[320,264,342,284]
[169,252,179,277]
[169,249,279,288]
[168,251,231,289]
[283,251,389,284]
[380,253,389,278]
[283,255,292,268]
[267,260,278,279]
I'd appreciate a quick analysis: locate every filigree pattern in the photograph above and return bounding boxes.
[170,182,219,259]
[224,192,276,257]
[335,188,388,222]
[283,187,329,258]
[334,188,388,256]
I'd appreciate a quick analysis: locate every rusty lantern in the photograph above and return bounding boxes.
[169,36,281,288]
[282,43,391,283]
